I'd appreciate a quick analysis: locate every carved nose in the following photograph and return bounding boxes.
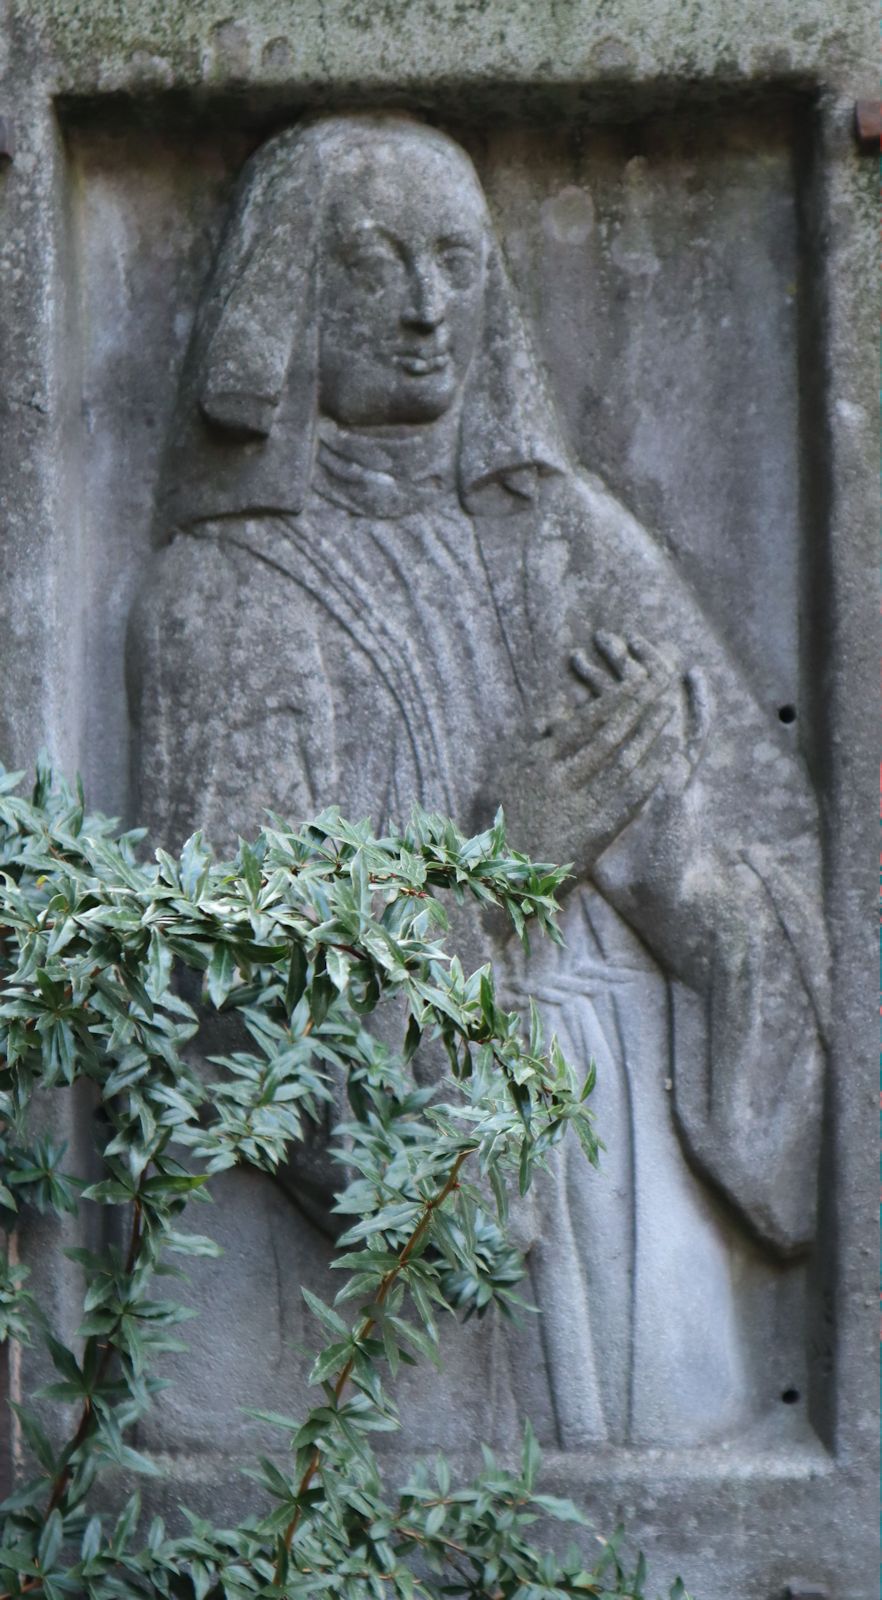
[402,264,445,331]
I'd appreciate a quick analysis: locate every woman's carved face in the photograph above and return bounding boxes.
[317,132,488,428]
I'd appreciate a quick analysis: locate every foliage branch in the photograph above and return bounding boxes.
[0,763,692,1600]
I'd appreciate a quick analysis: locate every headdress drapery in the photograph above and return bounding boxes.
[159,114,566,535]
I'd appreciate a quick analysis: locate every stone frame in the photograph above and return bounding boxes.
[0,5,875,1597]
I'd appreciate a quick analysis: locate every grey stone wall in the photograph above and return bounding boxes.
[0,5,876,1598]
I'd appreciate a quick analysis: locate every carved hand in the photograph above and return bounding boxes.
[499,631,708,880]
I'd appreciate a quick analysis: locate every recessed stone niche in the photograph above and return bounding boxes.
[0,53,872,1600]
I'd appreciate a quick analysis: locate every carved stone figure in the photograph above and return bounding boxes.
[128,113,828,1452]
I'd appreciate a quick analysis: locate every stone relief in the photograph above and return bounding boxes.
[127,113,829,1452]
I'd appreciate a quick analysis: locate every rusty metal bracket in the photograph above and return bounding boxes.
[0,116,13,163]
[854,99,881,151]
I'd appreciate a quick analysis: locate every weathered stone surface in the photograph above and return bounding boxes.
[124,111,826,1461]
[18,0,879,97]
[0,4,876,1597]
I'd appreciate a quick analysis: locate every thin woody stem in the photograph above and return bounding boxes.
[6,1011,315,1600]
[275,1145,476,1573]
[0,1190,147,1600]
[393,1519,604,1599]
[43,1193,144,1520]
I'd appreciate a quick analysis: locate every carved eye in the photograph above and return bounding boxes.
[436,243,480,288]
[344,247,402,292]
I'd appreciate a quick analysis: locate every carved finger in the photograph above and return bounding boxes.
[610,692,679,781]
[557,671,673,768]
[595,735,677,843]
[626,634,676,680]
[569,647,605,697]
[552,692,621,760]
[593,629,632,681]
[586,699,681,853]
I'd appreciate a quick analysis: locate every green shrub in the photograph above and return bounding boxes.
[0,762,692,1600]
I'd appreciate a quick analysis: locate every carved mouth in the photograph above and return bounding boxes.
[394,351,450,376]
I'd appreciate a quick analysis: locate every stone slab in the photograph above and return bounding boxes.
[0,5,876,1598]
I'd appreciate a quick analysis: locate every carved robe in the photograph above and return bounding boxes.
[129,414,827,1450]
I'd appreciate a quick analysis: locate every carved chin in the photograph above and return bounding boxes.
[390,370,458,419]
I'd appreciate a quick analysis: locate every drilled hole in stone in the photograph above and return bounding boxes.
[780,1387,800,1404]
[778,704,797,724]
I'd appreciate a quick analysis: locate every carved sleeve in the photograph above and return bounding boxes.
[537,474,828,1256]
[593,791,826,1255]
